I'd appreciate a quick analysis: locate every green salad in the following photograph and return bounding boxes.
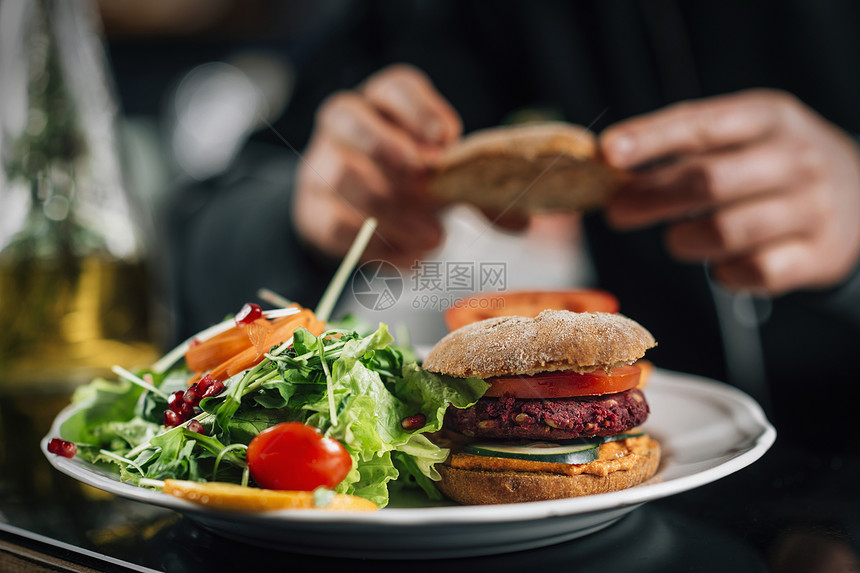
[56,321,488,508]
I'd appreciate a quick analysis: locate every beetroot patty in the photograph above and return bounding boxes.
[444,388,649,440]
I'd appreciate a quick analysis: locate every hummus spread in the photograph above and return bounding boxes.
[447,436,651,477]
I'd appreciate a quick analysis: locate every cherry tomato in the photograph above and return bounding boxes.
[444,289,619,331]
[483,364,641,399]
[247,422,352,491]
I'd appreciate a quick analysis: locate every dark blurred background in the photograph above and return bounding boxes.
[2,3,860,571]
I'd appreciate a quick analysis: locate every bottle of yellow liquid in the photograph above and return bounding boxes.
[0,0,159,390]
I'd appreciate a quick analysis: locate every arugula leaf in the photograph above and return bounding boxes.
[292,327,318,356]
[226,405,299,445]
[253,378,297,408]
[120,428,197,481]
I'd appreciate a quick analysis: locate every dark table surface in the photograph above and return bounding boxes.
[2,388,858,573]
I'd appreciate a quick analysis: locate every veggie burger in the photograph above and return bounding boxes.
[422,309,660,505]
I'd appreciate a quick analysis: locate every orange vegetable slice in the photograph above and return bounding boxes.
[162,480,378,512]
[444,289,619,331]
[185,310,301,373]
[188,309,326,384]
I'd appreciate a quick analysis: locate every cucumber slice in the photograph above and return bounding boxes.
[462,431,646,465]
[599,431,644,443]
[556,431,645,447]
[464,441,601,464]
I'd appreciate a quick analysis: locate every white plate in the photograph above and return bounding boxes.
[42,368,775,559]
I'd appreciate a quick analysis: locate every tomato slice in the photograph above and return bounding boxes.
[483,364,641,399]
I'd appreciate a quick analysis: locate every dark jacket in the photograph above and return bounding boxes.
[160,0,860,448]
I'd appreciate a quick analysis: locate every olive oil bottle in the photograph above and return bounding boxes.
[0,0,158,390]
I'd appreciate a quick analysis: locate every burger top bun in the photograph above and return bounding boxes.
[422,310,656,379]
[428,122,624,214]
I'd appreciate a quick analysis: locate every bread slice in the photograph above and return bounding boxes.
[428,122,624,214]
[434,437,660,505]
[422,310,657,378]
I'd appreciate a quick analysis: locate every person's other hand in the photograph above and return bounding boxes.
[600,89,860,295]
[293,64,461,267]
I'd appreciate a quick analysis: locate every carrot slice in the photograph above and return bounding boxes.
[246,319,273,359]
[196,310,326,383]
[185,328,254,372]
[185,309,303,373]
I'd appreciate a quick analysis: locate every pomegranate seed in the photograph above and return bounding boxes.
[201,379,225,398]
[164,409,185,427]
[48,438,77,458]
[401,414,427,431]
[186,419,205,434]
[188,337,201,348]
[183,384,202,407]
[167,390,185,411]
[234,303,263,326]
[197,374,215,393]
[167,394,192,417]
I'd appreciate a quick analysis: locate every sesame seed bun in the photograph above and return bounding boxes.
[428,122,625,214]
[422,310,657,378]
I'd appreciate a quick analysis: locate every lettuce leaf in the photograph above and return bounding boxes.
[61,377,144,445]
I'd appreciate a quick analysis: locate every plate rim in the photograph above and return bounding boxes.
[42,368,776,526]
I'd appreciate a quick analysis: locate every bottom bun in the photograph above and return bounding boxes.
[435,437,660,505]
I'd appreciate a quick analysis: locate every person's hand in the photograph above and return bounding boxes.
[292,64,461,267]
[600,89,860,295]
